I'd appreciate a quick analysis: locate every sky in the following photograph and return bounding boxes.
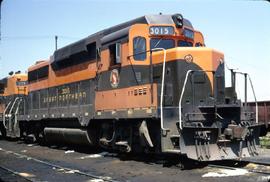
[0,0,270,101]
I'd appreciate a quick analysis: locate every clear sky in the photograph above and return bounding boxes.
[0,0,269,101]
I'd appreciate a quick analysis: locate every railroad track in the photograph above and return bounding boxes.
[242,159,270,167]
[0,165,33,182]
[0,147,119,182]
[208,162,270,176]
[1,142,270,182]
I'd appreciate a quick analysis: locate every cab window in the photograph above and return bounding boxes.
[133,36,146,61]
[16,81,27,86]
[195,42,203,47]
[150,38,174,50]
[178,40,193,47]
[109,42,121,66]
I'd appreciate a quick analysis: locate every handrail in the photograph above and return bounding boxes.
[178,70,193,130]
[128,47,168,132]
[14,98,22,132]
[5,97,20,130]
[3,100,12,129]
[8,97,20,116]
[127,49,152,59]
[178,70,214,130]
[226,63,258,124]
[247,74,258,124]
[234,71,258,124]
[150,48,167,132]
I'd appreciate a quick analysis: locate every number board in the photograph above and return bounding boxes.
[149,26,174,35]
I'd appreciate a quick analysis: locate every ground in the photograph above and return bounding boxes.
[0,139,270,182]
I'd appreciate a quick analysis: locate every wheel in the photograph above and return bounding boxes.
[0,122,7,139]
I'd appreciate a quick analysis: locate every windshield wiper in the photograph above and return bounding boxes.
[153,38,163,48]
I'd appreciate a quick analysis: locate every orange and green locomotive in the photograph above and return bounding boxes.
[0,14,266,161]
[0,72,28,138]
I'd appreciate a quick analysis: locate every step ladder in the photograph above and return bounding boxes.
[3,97,22,137]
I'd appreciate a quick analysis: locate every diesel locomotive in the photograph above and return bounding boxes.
[0,14,267,161]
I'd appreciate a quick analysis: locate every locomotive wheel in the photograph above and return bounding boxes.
[34,131,45,144]
[34,123,45,144]
[0,123,7,139]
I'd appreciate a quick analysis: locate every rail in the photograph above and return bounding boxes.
[208,163,270,175]
[0,165,34,182]
[0,147,119,182]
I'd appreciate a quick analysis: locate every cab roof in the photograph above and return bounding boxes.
[52,14,193,69]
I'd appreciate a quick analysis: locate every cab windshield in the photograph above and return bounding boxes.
[16,81,27,86]
[150,38,175,50]
[178,40,193,47]
[150,38,193,50]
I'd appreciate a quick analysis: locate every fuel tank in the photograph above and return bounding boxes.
[44,127,94,146]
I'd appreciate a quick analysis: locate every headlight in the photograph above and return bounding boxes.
[172,14,183,28]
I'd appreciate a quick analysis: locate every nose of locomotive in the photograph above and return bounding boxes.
[173,47,224,72]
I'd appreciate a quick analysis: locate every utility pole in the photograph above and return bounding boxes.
[0,0,3,41]
[55,35,58,50]
[0,0,3,76]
